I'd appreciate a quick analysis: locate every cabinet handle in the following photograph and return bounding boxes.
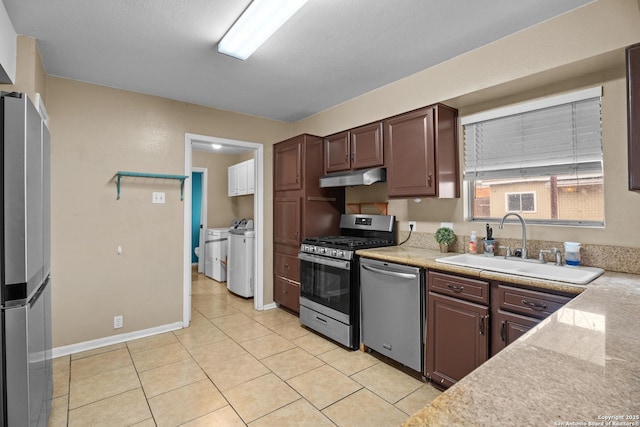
[500,320,506,342]
[427,172,433,186]
[440,379,445,384]
[479,314,488,335]
[521,299,547,310]
[284,263,289,269]
[447,284,464,293]
[315,316,327,324]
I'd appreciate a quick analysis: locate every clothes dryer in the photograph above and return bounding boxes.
[227,220,255,297]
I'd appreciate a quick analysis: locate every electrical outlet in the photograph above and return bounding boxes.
[152,192,165,204]
[440,222,454,230]
[114,315,123,329]
[409,221,417,231]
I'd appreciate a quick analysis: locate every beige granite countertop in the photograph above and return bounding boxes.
[356,246,640,425]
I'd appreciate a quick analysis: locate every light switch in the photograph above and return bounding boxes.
[152,192,166,204]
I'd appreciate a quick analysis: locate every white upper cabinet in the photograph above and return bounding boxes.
[228,159,255,197]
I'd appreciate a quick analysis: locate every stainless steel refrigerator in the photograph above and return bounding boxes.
[0,92,52,426]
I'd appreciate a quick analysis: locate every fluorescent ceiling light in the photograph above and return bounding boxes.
[211,143,222,149]
[218,0,308,60]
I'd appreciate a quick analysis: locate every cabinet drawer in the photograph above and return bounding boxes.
[274,252,300,282]
[429,271,489,305]
[274,276,300,313]
[495,284,572,320]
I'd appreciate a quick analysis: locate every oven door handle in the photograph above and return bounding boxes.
[361,264,419,280]
[299,253,351,270]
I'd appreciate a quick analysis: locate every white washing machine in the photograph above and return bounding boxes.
[227,223,255,298]
[204,228,229,282]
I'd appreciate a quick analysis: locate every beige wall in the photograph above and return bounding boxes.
[295,0,640,248]
[0,36,46,104]
[47,77,289,347]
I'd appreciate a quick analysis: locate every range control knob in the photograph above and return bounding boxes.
[337,250,344,258]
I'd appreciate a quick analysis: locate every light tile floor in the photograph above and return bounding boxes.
[49,270,442,427]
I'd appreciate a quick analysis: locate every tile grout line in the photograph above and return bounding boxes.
[125,342,158,427]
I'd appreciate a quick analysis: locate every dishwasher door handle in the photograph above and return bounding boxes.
[361,264,418,280]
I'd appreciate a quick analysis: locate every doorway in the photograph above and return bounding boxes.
[182,133,266,327]
[191,168,208,272]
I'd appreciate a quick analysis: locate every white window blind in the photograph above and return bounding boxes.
[464,95,603,181]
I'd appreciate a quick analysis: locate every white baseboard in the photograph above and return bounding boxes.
[52,321,184,358]
[262,302,278,311]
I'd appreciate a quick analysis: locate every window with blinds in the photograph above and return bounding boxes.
[462,87,604,226]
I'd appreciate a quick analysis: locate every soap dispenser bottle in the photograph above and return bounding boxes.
[468,231,477,254]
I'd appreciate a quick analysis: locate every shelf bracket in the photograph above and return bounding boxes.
[116,171,189,201]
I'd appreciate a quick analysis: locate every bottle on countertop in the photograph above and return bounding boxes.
[468,231,477,254]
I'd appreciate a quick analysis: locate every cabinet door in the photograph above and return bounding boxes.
[351,122,384,170]
[491,309,540,357]
[236,161,248,195]
[274,139,303,191]
[247,159,255,194]
[325,131,350,173]
[274,276,300,313]
[384,107,436,198]
[426,292,489,388]
[227,164,237,196]
[274,197,300,246]
[628,43,640,191]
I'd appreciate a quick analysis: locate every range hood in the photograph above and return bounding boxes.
[319,167,386,188]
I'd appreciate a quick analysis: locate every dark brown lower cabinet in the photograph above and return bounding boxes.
[274,276,300,313]
[490,282,572,357]
[491,309,540,356]
[426,292,489,388]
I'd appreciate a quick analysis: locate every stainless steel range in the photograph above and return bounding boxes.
[299,214,396,349]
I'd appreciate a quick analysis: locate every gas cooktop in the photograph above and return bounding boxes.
[300,214,397,260]
[302,235,395,249]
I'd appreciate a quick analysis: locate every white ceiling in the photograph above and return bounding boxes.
[3,0,593,123]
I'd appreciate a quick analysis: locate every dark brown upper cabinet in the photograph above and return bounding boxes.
[324,122,384,173]
[384,104,458,199]
[627,43,640,191]
[274,137,303,192]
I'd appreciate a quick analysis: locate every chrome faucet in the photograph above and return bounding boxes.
[498,212,527,259]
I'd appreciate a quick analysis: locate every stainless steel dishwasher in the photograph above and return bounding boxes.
[359,258,424,372]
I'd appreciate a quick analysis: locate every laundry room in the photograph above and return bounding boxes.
[191,145,255,297]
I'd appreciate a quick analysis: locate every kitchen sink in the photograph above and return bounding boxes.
[435,253,604,285]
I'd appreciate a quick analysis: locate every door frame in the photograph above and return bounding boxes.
[183,133,265,326]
